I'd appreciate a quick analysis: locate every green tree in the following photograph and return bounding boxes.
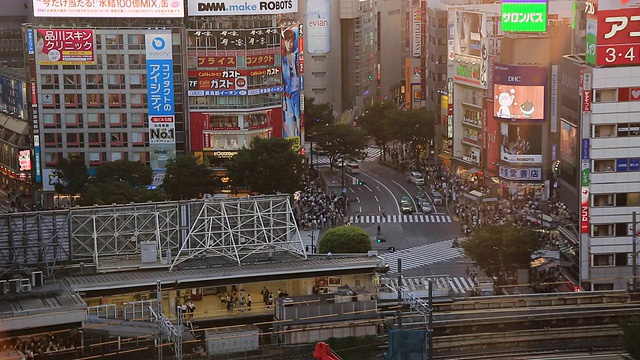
[620,320,640,359]
[163,154,216,200]
[318,226,372,254]
[389,107,436,164]
[94,159,153,187]
[226,137,304,194]
[314,124,369,169]
[357,101,397,159]
[54,154,89,195]
[304,97,335,138]
[78,182,167,206]
[461,224,540,277]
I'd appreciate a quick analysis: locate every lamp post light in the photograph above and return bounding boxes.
[309,229,316,254]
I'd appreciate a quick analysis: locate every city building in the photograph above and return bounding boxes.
[567,0,640,291]
[0,0,28,68]
[424,3,448,119]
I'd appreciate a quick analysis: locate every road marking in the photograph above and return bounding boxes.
[374,196,379,202]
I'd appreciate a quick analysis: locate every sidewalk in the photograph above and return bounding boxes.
[298,228,321,254]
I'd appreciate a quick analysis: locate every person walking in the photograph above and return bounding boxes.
[247,294,252,311]
[377,224,381,235]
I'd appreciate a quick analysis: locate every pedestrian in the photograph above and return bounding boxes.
[377,224,381,235]
[247,294,252,311]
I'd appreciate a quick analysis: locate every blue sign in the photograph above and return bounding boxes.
[146,59,174,116]
[27,29,34,55]
[630,158,640,171]
[581,139,590,160]
[34,145,41,183]
[617,158,628,172]
[551,143,557,162]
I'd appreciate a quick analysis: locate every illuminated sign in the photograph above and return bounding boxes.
[18,150,31,172]
[581,187,590,233]
[501,0,548,33]
[188,0,297,16]
[187,69,278,91]
[499,166,542,181]
[560,120,578,165]
[412,10,422,57]
[35,29,95,65]
[586,7,640,66]
[494,85,545,120]
[33,0,184,18]
[500,123,543,163]
[190,29,280,50]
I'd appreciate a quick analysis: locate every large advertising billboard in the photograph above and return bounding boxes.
[35,29,95,65]
[281,22,303,151]
[585,1,640,66]
[560,120,578,166]
[486,99,500,174]
[501,0,548,33]
[33,0,184,18]
[189,0,297,16]
[306,0,331,54]
[494,85,545,120]
[146,33,176,180]
[452,11,489,88]
[0,76,26,120]
[501,123,543,163]
[190,29,281,51]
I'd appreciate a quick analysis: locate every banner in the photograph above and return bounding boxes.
[146,33,176,174]
[190,28,280,50]
[281,22,303,148]
[189,0,297,16]
[35,29,95,65]
[33,0,184,18]
[306,0,331,54]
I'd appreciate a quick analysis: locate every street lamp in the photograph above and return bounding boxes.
[309,230,316,254]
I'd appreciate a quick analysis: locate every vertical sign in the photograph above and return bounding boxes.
[145,33,175,184]
[550,64,558,133]
[412,9,422,57]
[26,29,35,55]
[580,71,592,235]
[281,22,303,151]
[405,58,411,110]
[305,0,331,54]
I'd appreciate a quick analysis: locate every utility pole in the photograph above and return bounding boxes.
[633,212,638,293]
[427,279,434,360]
[397,258,402,301]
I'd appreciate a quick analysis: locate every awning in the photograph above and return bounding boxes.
[468,167,481,174]
[0,113,29,135]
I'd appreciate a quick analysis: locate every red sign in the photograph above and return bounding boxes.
[36,29,95,65]
[594,8,640,65]
[150,116,174,123]
[581,188,590,234]
[583,90,592,112]
[31,82,37,106]
[198,56,237,67]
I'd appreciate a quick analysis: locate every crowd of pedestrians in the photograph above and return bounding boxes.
[293,172,347,231]
[1,333,80,359]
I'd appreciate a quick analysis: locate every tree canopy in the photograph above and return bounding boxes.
[304,97,335,140]
[313,124,369,169]
[54,154,89,195]
[94,159,153,187]
[163,154,217,200]
[318,226,372,254]
[461,224,540,277]
[357,101,397,152]
[226,137,304,194]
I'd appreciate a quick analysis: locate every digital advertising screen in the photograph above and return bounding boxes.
[33,0,184,18]
[494,84,545,120]
[189,0,297,16]
[501,0,548,33]
[501,123,543,163]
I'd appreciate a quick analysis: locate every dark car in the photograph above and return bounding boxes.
[415,189,426,200]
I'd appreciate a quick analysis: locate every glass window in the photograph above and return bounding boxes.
[109,113,121,124]
[593,254,614,266]
[89,152,101,162]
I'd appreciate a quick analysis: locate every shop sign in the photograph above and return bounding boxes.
[581,187,590,233]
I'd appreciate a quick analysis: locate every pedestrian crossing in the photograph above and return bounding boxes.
[381,275,476,296]
[308,146,381,167]
[382,239,465,273]
[350,214,451,224]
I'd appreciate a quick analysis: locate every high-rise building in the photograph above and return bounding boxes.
[0,0,28,68]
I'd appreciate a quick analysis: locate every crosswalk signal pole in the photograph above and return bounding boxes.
[397,258,402,301]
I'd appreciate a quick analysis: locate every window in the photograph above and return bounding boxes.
[87,94,102,107]
[105,34,123,49]
[64,94,79,107]
[44,133,60,146]
[593,224,613,237]
[593,254,614,267]
[594,124,615,137]
[44,152,59,166]
[86,74,103,88]
[132,152,146,162]
[129,54,142,68]
[111,133,127,147]
[89,152,104,164]
[128,34,142,49]
[131,113,145,127]
[616,253,628,266]
[43,113,60,127]
[88,132,104,146]
[111,152,123,161]
[618,123,640,137]
[66,133,83,147]
[131,94,144,107]
[593,194,614,207]
[42,94,60,107]
[131,132,145,145]
[594,89,617,102]
[108,94,121,106]
[87,113,104,127]
[65,114,80,127]
[109,113,123,125]
[593,159,615,172]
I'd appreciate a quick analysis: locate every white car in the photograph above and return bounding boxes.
[409,172,425,186]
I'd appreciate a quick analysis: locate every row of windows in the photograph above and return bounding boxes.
[41,113,147,128]
[44,132,146,148]
[189,94,280,108]
[592,159,640,173]
[593,123,640,138]
[593,193,640,207]
[593,87,640,103]
[592,223,637,237]
[40,94,148,109]
[44,151,148,166]
[593,253,629,267]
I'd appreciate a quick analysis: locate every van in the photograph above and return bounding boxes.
[431,191,444,205]
[346,163,361,174]
[409,172,425,186]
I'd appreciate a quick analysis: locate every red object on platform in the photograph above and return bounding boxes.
[313,342,341,360]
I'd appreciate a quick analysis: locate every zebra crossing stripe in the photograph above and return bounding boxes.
[349,214,452,224]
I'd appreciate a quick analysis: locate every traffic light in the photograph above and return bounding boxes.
[358,179,364,186]
[376,237,386,243]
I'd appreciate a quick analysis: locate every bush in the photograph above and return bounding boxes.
[317,226,372,254]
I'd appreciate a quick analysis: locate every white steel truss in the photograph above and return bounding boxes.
[171,195,305,270]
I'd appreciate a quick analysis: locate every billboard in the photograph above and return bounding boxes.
[306,0,331,54]
[494,85,545,120]
[485,99,500,174]
[501,123,543,163]
[560,120,578,165]
[453,11,484,57]
[585,2,640,66]
[190,29,280,50]
[281,22,303,149]
[412,9,422,57]
[499,166,542,181]
[198,53,276,68]
[33,0,184,18]
[187,68,279,91]
[35,29,95,65]
[501,0,548,33]
[146,33,176,175]
[189,0,297,16]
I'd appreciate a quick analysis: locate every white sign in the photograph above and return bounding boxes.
[33,0,184,18]
[306,0,331,54]
[550,65,558,134]
[501,153,543,163]
[412,10,422,57]
[499,166,542,181]
[188,0,297,16]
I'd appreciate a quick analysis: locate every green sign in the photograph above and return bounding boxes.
[585,19,597,65]
[501,2,548,32]
[581,167,590,186]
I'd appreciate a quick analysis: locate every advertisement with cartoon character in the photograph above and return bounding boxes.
[493,63,547,120]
